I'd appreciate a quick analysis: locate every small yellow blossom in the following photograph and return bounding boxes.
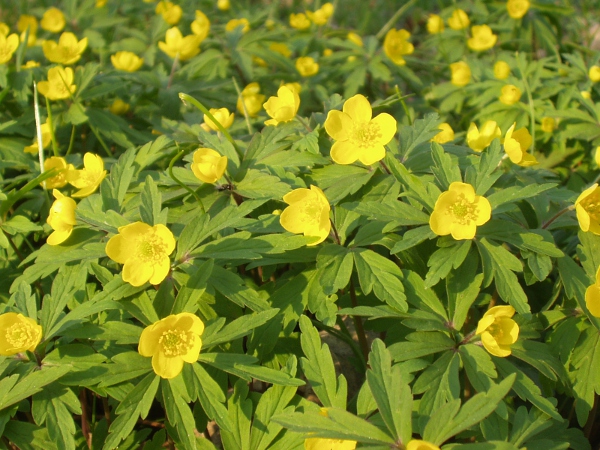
[476,305,519,357]
[111,51,144,72]
[21,60,40,69]
[106,221,176,287]
[467,121,501,152]
[226,18,250,34]
[42,32,88,65]
[541,117,556,133]
[450,61,471,87]
[467,25,497,51]
[306,3,334,26]
[290,13,311,30]
[43,157,74,189]
[40,7,66,33]
[139,313,204,379]
[503,123,536,166]
[448,9,470,30]
[323,48,333,57]
[191,10,210,42]
[270,42,291,57]
[427,14,444,34]
[494,61,511,79]
[575,184,600,234]
[499,84,522,105]
[296,56,319,77]
[38,66,77,100]
[324,94,397,165]
[589,66,600,83]
[0,23,9,37]
[67,152,107,198]
[191,148,227,183]
[17,15,38,35]
[263,86,301,126]
[304,438,356,450]
[280,186,331,246]
[155,1,182,25]
[253,56,267,67]
[24,122,52,154]
[407,440,441,450]
[96,0,107,7]
[507,0,530,19]
[0,313,43,356]
[265,19,275,30]
[158,27,201,61]
[203,108,234,131]
[0,33,19,64]
[283,82,302,94]
[47,189,77,245]
[347,32,364,47]
[429,182,491,240]
[237,82,266,117]
[109,98,130,115]
[383,28,414,66]
[432,123,455,144]
[581,90,592,100]
[585,267,600,317]
[217,0,230,11]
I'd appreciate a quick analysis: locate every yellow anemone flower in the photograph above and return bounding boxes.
[467,25,497,51]
[37,66,77,100]
[432,123,455,144]
[42,32,88,65]
[47,189,77,245]
[226,18,250,34]
[280,186,331,246]
[0,33,19,64]
[541,117,556,133]
[217,0,230,11]
[507,0,530,19]
[347,32,364,47]
[290,13,311,30]
[448,9,470,30]
[0,23,9,37]
[383,28,414,66]
[191,10,210,42]
[407,440,441,450]
[429,182,491,240]
[17,15,38,34]
[109,98,130,115]
[43,157,74,189]
[263,86,301,126]
[40,7,66,33]
[427,15,444,34]
[24,122,52,154]
[467,121,501,152]
[499,84,522,105]
[237,82,266,117]
[494,61,511,80]
[191,148,227,183]
[66,152,107,198]
[476,305,519,357]
[324,94,397,165]
[111,51,144,72]
[585,267,600,317]
[503,123,536,166]
[306,2,334,26]
[138,313,204,379]
[105,221,176,287]
[296,56,319,77]
[270,42,291,57]
[304,438,357,450]
[0,313,42,356]
[158,27,201,61]
[202,108,234,131]
[450,61,471,87]
[155,1,182,25]
[575,184,600,234]
[589,65,600,83]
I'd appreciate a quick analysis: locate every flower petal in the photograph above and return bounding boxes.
[586,284,600,317]
[280,204,308,234]
[47,229,72,245]
[122,259,152,287]
[138,322,164,357]
[330,140,360,165]
[429,210,452,236]
[154,224,176,255]
[474,197,492,225]
[371,113,397,145]
[105,234,136,264]
[358,144,386,165]
[152,352,184,379]
[481,331,511,357]
[450,222,477,240]
[282,188,311,205]
[324,110,353,141]
[181,335,202,363]
[149,257,171,285]
[343,94,372,123]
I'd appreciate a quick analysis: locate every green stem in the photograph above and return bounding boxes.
[89,124,112,157]
[33,82,46,179]
[349,278,370,362]
[232,76,253,134]
[394,85,413,125]
[45,97,59,157]
[167,53,180,90]
[375,0,417,40]
[168,148,205,212]
[541,205,575,229]
[66,125,76,156]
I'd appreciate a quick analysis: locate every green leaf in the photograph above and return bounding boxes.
[100,146,136,212]
[0,365,72,411]
[570,326,600,425]
[175,212,211,260]
[459,344,497,392]
[316,244,354,295]
[388,331,455,362]
[469,139,503,196]
[510,340,568,383]
[202,309,280,347]
[415,351,461,418]
[342,200,430,226]
[447,250,483,330]
[234,169,291,199]
[171,259,214,314]
[139,175,163,226]
[32,387,80,450]
[220,380,252,450]
[385,155,437,210]
[209,266,271,312]
[391,225,436,254]
[163,378,197,450]
[398,112,441,160]
[431,142,462,190]
[486,183,557,210]
[1,215,43,235]
[193,363,233,433]
[425,240,471,288]
[557,256,600,331]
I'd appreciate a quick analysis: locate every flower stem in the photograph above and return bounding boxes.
[33,82,46,181]
[349,278,370,362]
[232,76,253,134]
[375,0,417,40]
[168,147,205,212]
[66,125,76,156]
[541,205,575,229]
[394,85,413,125]
[167,53,179,90]
[45,97,60,157]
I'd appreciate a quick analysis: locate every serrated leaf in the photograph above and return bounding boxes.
[425,240,471,288]
[316,244,354,295]
[163,378,197,450]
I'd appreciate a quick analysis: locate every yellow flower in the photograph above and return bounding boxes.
[429,182,491,240]
[191,10,210,42]
[476,305,519,357]
[37,66,77,100]
[306,3,334,26]
[448,9,470,30]
[450,61,471,87]
[96,0,107,7]
[324,94,397,165]
[499,84,522,105]
[432,123,455,144]
[467,25,497,51]
[66,152,107,198]
[406,440,441,450]
[283,82,302,94]
[589,66,600,83]
[24,122,52,154]
[595,146,600,167]
[494,61,511,79]
[290,13,311,30]
[111,51,144,72]
[541,117,556,133]
[109,98,130,115]
[21,60,40,69]
[581,90,592,100]
[0,33,19,64]
[323,48,333,57]
[191,148,227,183]
[263,86,301,126]
[296,56,319,77]
[42,32,88,65]
[217,0,230,11]
[427,14,444,34]
[467,121,501,152]
[138,313,204,379]
[575,184,600,234]
[265,19,276,30]
[507,0,530,19]
[17,15,38,35]
[226,18,250,34]
[237,82,266,117]
[202,108,234,131]
[503,123,536,166]
[585,267,600,317]
[304,438,356,450]
[40,7,66,33]
[270,42,291,57]
[280,186,331,246]
[0,313,42,356]
[43,157,74,189]
[47,189,77,245]
[158,27,201,61]
[155,1,182,25]
[347,32,364,47]
[383,28,414,66]
[0,23,9,37]
[105,222,176,287]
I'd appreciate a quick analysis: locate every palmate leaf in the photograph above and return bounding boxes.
[139,174,164,226]
[162,378,197,450]
[221,380,253,450]
[570,325,600,426]
[31,385,80,450]
[316,244,354,295]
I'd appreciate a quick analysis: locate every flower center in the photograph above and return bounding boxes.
[6,323,37,350]
[447,193,478,224]
[297,198,322,224]
[352,122,382,148]
[159,329,195,356]
[581,194,600,222]
[136,233,168,263]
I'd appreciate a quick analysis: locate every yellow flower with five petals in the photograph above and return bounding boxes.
[66,152,107,198]
[40,7,66,33]
[191,148,227,183]
[467,25,497,51]
[0,313,42,356]
[280,186,331,246]
[448,9,470,30]
[202,108,234,131]
[306,3,334,26]
[191,10,210,42]
[427,15,444,34]
[226,18,250,33]
[111,51,144,72]
[383,28,414,66]
[43,157,74,189]
[450,61,471,87]
[42,32,88,65]
[155,1,182,25]
[432,123,455,144]
[0,33,19,64]
[158,27,201,61]
[24,122,52,154]
[476,305,519,357]
[290,13,311,30]
[46,189,77,245]
[494,61,511,79]
[237,82,266,117]
[503,123,536,166]
[296,56,319,77]
[467,121,501,152]
[263,86,301,126]
[575,184,600,235]
[499,84,522,105]
[507,0,530,19]
[38,66,77,100]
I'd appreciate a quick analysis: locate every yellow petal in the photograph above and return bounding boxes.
[358,144,386,165]
[429,210,451,236]
[152,351,184,379]
[47,228,72,245]
[106,234,135,264]
[181,335,202,363]
[154,224,176,255]
[476,315,496,334]
[450,222,477,240]
[484,305,516,319]
[474,197,492,225]
[371,113,397,145]
[84,152,104,172]
[280,205,308,234]
[149,257,171,285]
[122,260,153,287]
[282,188,312,205]
[330,140,361,165]
[586,284,600,317]
[324,110,353,141]
[449,182,476,202]
[481,331,511,357]
[343,94,372,123]
[138,322,164,356]
[576,204,591,232]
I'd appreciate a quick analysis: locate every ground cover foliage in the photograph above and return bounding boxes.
[1,0,600,448]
